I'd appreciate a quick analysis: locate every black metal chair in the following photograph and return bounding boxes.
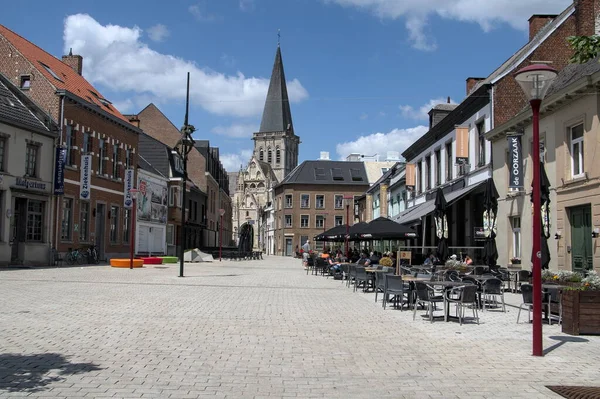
[482,278,506,312]
[413,282,445,323]
[546,286,562,325]
[446,285,479,325]
[354,267,371,292]
[473,266,486,276]
[347,265,356,288]
[516,270,532,292]
[516,283,544,323]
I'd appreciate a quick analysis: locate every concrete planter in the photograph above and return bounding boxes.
[561,290,600,335]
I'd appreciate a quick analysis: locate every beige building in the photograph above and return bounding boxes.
[486,60,600,273]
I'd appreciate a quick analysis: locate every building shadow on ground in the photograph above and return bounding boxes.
[0,353,102,393]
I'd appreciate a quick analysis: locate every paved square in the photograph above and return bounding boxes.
[1,257,599,398]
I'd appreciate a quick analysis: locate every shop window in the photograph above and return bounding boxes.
[79,201,89,242]
[110,206,119,243]
[26,200,44,242]
[61,198,73,241]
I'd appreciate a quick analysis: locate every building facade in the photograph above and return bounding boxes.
[273,161,369,256]
[0,24,142,261]
[135,165,168,256]
[0,74,58,265]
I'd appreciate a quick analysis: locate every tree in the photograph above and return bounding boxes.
[568,35,600,64]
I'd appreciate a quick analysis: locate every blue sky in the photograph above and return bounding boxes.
[2,0,572,171]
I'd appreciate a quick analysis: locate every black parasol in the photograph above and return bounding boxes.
[347,221,369,241]
[530,161,551,269]
[482,178,499,267]
[433,188,449,262]
[314,224,348,242]
[357,216,418,240]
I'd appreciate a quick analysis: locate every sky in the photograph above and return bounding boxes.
[2,0,573,172]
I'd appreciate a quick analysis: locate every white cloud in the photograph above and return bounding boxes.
[326,0,571,50]
[147,24,169,42]
[399,97,456,120]
[188,4,220,22]
[221,149,254,172]
[336,125,428,160]
[63,14,309,118]
[211,123,257,138]
[239,0,255,11]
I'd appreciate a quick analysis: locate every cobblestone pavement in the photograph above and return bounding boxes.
[1,257,599,398]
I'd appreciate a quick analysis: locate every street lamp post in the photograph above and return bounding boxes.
[219,208,225,261]
[514,63,557,357]
[129,188,139,270]
[175,72,196,278]
[343,196,353,260]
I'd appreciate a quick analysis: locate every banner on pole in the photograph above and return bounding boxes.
[54,147,66,195]
[124,168,134,208]
[79,154,92,199]
[507,135,523,188]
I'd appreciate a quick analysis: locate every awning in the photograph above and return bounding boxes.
[394,181,485,225]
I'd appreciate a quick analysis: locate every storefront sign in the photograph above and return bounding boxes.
[15,177,47,191]
[507,135,523,188]
[474,227,486,241]
[54,147,66,195]
[80,154,92,199]
[124,168,134,208]
[405,163,416,189]
[455,126,469,164]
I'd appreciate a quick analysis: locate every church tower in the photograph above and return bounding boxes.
[252,44,300,183]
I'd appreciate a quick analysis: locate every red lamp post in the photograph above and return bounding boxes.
[128,188,139,270]
[514,63,557,357]
[219,208,225,261]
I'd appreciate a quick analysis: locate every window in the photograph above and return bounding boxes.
[331,168,344,181]
[446,141,453,181]
[98,139,106,175]
[20,75,31,89]
[61,198,73,241]
[123,209,131,243]
[300,215,309,228]
[316,195,325,209]
[335,215,343,226]
[83,132,91,153]
[285,194,293,208]
[425,155,431,190]
[416,162,422,194]
[301,194,309,208]
[39,62,63,82]
[316,215,324,228]
[65,125,75,166]
[112,144,120,178]
[26,200,43,242]
[435,149,441,186]
[285,214,292,228]
[259,148,264,161]
[334,195,343,209]
[268,148,272,163]
[477,121,486,167]
[511,217,521,259]
[350,169,363,181]
[0,137,6,172]
[25,144,38,177]
[110,206,119,243]
[167,224,174,245]
[169,186,180,207]
[314,168,326,180]
[79,201,89,242]
[571,123,584,178]
[276,147,281,164]
[125,148,131,169]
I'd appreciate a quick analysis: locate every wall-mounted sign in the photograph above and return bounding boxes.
[16,177,47,191]
[54,147,66,195]
[124,168,134,209]
[507,134,523,188]
[405,163,416,189]
[80,154,92,199]
[455,126,469,164]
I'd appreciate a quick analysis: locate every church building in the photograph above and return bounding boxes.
[231,44,300,251]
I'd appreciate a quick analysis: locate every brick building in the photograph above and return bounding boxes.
[273,161,369,256]
[0,24,141,261]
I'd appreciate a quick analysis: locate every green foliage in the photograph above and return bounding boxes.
[568,35,600,64]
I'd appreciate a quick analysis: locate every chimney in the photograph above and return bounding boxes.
[127,115,140,128]
[574,0,600,36]
[61,48,83,75]
[319,151,330,160]
[466,77,485,95]
[528,15,557,41]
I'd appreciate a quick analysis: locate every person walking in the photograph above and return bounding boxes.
[302,239,311,269]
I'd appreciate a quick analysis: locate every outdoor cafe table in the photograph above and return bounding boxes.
[426,281,467,322]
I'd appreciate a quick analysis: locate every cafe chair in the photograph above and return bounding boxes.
[546,286,563,325]
[354,267,371,292]
[383,275,409,310]
[516,283,543,324]
[482,278,506,312]
[413,282,445,323]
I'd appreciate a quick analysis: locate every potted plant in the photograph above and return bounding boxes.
[510,257,521,265]
[561,270,600,335]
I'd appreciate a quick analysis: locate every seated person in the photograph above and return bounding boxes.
[423,253,437,265]
[328,257,342,273]
[356,252,371,266]
[369,251,381,265]
[464,255,474,265]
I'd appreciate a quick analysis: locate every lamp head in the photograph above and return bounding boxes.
[514,64,558,101]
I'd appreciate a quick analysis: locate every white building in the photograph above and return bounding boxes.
[0,74,58,265]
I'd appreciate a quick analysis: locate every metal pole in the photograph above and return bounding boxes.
[130,198,136,269]
[531,99,543,357]
[219,213,223,261]
[179,174,187,277]
[345,204,349,259]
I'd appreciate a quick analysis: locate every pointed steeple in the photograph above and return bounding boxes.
[259,46,294,134]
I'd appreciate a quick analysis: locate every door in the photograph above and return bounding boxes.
[285,238,293,256]
[11,198,27,263]
[570,205,592,272]
[95,203,106,261]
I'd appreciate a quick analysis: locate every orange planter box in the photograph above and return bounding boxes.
[110,259,143,268]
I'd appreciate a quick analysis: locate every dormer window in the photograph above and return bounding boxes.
[20,75,31,89]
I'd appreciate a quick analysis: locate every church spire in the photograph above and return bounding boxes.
[259,44,294,134]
